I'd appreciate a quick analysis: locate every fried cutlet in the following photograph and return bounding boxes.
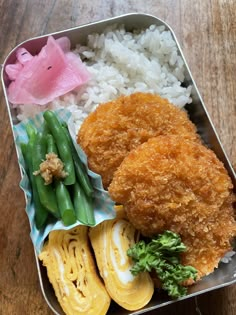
[77,92,200,188]
[108,135,236,280]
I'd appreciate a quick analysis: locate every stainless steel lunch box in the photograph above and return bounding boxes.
[2,12,236,315]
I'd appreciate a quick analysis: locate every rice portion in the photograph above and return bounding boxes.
[77,24,191,110]
[16,24,192,128]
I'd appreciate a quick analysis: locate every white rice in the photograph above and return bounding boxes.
[220,251,235,263]
[16,24,192,131]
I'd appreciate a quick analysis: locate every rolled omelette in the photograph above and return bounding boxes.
[89,207,154,311]
[39,226,111,315]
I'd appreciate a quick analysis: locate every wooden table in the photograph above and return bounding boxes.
[0,1,235,314]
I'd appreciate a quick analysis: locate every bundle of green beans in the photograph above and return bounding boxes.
[21,110,95,229]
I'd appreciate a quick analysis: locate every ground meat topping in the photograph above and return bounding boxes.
[33,152,68,185]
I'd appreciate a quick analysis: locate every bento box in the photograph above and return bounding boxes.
[2,12,236,315]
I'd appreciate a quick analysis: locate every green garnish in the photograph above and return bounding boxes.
[127,230,197,299]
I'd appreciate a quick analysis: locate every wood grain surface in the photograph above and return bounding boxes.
[0,1,235,314]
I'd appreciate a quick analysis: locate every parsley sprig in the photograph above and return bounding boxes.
[127,230,197,299]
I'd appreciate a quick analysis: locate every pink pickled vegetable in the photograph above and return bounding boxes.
[5,36,90,105]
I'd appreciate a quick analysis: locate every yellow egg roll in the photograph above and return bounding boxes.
[89,209,154,311]
[39,226,110,315]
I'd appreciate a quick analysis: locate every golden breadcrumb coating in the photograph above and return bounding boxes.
[77,92,199,188]
[109,135,236,280]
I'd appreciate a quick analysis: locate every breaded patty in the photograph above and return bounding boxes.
[109,135,236,279]
[77,92,199,188]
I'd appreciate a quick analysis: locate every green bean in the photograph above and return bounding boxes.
[47,133,58,155]
[73,181,95,226]
[43,110,75,186]
[55,180,76,226]
[41,121,50,138]
[32,132,60,218]
[21,140,48,229]
[26,123,36,139]
[62,125,93,197]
